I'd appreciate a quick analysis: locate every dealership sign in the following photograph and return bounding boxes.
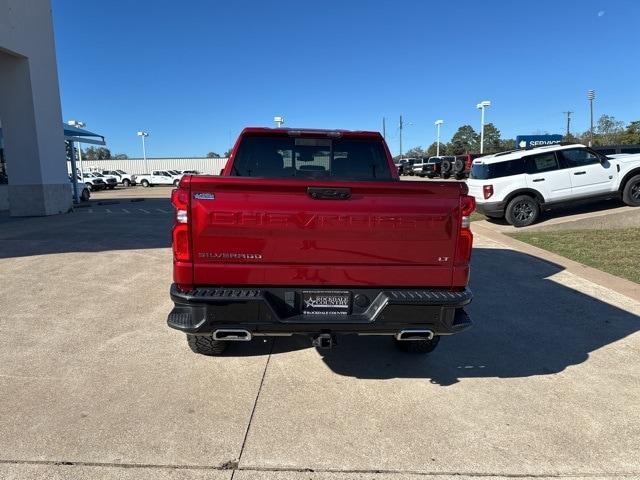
[515,134,563,149]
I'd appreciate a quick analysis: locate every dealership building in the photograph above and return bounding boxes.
[0,0,71,216]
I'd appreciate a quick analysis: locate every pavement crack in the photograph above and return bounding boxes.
[1,459,639,478]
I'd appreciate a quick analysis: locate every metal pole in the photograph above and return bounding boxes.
[77,141,84,176]
[589,99,594,147]
[382,117,386,140]
[142,135,148,174]
[399,115,403,160]
[69,142,79,203]
[436,123,441,157]
[479,107,485,154]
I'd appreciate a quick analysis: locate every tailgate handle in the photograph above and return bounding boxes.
[307,187,351,200]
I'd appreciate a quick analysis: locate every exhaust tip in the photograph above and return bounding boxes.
[395,330,434,341]
[213,329,252,341]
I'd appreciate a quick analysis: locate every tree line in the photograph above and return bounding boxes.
[398,114,640,159]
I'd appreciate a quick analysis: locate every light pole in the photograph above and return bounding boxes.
[137,131,149,174]
[67,119,85,175]
[274,116,284,128]
[587,90,596,147]
[434,120,444,156]
[476,100,491,154]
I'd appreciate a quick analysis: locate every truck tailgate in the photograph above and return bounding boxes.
[188,177,464,287]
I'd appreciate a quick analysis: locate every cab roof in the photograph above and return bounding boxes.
[240,127,382,139]
[474,143,587,165]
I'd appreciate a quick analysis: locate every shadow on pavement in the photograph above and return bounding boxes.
[314,247,638,385]
[0,197,172,259]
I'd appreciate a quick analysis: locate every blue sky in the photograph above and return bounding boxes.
[52,0,640,157]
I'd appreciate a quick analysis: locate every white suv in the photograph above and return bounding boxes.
[467,144,640,227]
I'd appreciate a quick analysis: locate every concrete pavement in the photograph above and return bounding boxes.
[0,192,639,479]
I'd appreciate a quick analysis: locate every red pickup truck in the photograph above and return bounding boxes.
[168,128,475,355]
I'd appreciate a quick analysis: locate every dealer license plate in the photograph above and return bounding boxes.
[302,290,351,315]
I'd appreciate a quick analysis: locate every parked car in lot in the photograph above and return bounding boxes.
[411,158,430,176]
[132,170,181,187]
[68,177,91,202]
[101,170,134,187]
[89,172,117,190]
[453,154,484,179]
[394,159,407,175]
[398,158,417,175]
[168,127,476,356]
[468,143,640,227]
[79,172,106,191]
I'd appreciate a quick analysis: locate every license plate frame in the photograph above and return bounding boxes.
[302,290,351,316]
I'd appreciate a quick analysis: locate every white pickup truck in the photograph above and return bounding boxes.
[131,170,181,187]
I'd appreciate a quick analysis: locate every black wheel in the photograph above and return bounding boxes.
[622,174,640,206]
[108,185,115,190]
[453,158,465,174]
[173,179,180,186]
[394,335,440,354]
[505,195,540,227]
[80,188,90,202]
[122,179,131,187]
[141,179,150,188]
[86,183,93,192]
[442,174,450,179]
[441,159,452,174]
[187,334,228,356]
[427,174,434,179]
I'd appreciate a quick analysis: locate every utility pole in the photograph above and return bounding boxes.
[399,115,403,160]
[382,117,386,140]
[563,111,573,136]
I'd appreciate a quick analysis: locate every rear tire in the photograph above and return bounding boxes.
[441,159,452,175]
[453,158,465,174]
[394,335,440,354]
[141,179,150,188]
[173,179,180,186]
[187,334,228,356]
[122,179,131,187]
[622,174,640,206]
[80,188,90,202]
[505,195,540,227]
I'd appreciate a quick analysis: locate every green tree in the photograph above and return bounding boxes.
[595,114,624,145]
[223,148,232,157]
[618,121,640,145]
[403,146,426,159]
[426,141,447,156]
[206,151,221,158]
[449,125,479,154]
[482,123,502,153]
[563,132,580,144]
[500,138,516,151]
[114,153,128,159]
[82,146,112,160]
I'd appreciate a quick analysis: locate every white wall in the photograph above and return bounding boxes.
[69,157,229,175]
[0,0,71,215]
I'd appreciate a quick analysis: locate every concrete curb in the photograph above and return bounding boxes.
[472,222,640,303]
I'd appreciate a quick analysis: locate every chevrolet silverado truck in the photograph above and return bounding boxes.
[167,127,475,355]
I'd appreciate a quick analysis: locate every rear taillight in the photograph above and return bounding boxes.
[483,184,494,199]
[171,187,191,262]
[454,195,475,265]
